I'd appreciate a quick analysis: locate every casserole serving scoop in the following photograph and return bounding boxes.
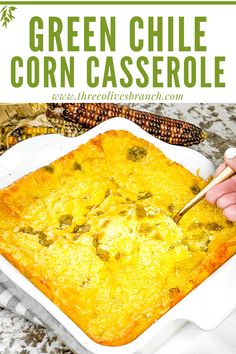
[174,165,235,224]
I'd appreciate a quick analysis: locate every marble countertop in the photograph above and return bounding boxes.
[0,103,235,354]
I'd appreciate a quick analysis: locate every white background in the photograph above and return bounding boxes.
[0,4,236,102]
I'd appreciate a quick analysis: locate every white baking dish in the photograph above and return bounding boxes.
[0,118,236,354]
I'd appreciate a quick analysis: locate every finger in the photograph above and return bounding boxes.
[224,148,236,173]
[217,192,236,209]
[205,175,236,204]
[215,162,226,176]
[223,204,236,222]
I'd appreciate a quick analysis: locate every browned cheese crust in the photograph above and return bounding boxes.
[0,130,235,345]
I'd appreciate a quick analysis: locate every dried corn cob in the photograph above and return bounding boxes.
[47,103,206,146]
[4,124,84,148]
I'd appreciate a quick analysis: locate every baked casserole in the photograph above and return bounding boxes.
[0,130,235,346]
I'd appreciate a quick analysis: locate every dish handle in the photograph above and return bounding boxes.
[174,256,236,331]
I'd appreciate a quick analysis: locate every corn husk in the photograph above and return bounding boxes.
[0,104,49,154]
[0,103,47,122]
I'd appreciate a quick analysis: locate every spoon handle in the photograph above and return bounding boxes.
[174,166,235,223]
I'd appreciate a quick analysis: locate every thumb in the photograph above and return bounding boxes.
[224,148,236,172]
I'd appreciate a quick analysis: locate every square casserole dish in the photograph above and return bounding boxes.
[0,118,236,354]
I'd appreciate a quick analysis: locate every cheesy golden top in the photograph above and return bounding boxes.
[0,130,236,346]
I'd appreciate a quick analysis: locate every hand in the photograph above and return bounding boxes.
[205,148,236,222]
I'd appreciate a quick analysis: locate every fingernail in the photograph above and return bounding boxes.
[225,147,236,159]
